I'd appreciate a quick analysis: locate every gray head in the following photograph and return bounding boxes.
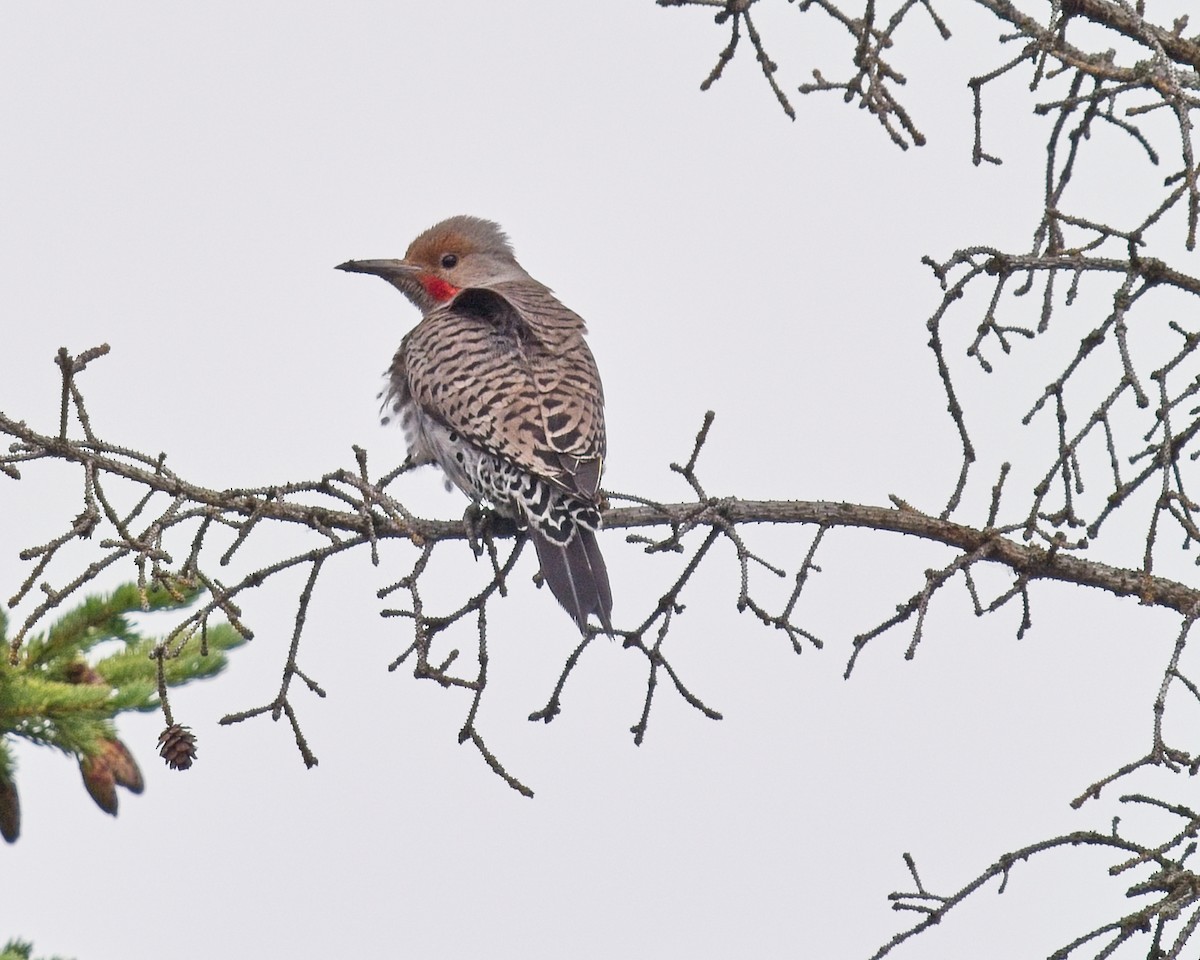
[336,215,527,313]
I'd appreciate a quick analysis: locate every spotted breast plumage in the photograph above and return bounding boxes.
[337,216,613,634]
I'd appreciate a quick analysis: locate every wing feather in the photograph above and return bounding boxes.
[393,284,605,501]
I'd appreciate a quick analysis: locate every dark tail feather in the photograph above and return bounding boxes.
[531,527,613,636]
[580,527,613,635]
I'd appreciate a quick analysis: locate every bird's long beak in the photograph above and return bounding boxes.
[335,258,421,281]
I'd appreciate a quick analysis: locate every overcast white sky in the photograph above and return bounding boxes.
[0,2,1192,958]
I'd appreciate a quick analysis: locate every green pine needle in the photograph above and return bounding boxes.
[1,940,74,960]
[0,579,248,834]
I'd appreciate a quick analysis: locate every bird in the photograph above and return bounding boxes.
[337,216,613,635]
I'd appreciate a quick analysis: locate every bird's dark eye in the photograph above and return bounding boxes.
[440,253,458,269]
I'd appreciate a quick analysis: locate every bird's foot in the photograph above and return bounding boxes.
[461,503,519,557]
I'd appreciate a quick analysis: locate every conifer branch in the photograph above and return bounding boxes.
[0,581,244,841]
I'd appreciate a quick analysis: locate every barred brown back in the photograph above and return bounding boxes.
[395,279,605,502]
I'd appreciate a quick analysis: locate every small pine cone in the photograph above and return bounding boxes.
[80,753,118,816]
[157,724,197,771]
[0,773,19,843]
[63,660,103,686]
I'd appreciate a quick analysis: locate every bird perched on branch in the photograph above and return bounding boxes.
[337,216,613,635]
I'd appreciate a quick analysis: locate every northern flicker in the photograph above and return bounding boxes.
[337,216,613,634]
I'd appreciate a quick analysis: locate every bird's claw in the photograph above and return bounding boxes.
[461,503,519,558]
[461,502,488,557]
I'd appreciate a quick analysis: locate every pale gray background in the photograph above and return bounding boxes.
[0,2,1179,958]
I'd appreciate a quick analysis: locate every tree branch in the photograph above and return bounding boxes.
[6,407,1195,616]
